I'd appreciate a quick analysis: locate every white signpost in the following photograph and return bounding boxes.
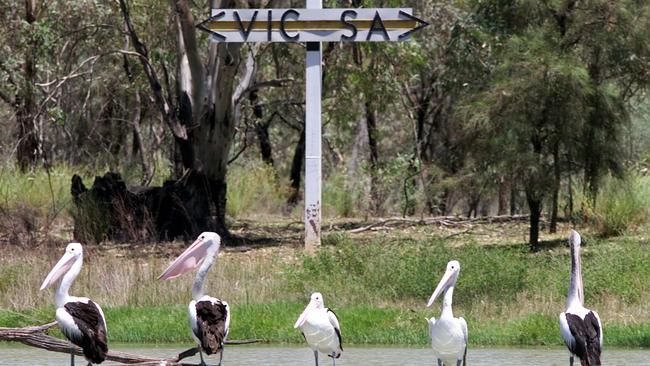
[197,3,428,249]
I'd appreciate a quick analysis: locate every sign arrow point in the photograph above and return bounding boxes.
[398,10,429,40]
[195,11,226,41]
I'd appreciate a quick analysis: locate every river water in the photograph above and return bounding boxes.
[0,344,648,365]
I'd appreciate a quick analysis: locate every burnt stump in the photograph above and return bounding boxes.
[71,172,212,242]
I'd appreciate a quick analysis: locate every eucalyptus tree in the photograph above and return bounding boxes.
[118,0,275,235]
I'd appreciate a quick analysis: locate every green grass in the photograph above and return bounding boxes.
[226,162,285,218]
[2,233,649,347]
[579,174,650,237]
[3,304,649,347]
[0,164,81,219]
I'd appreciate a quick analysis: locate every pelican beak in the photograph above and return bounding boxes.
[40,252,76,290]
[158,237,209,280]
[294,299,316,328]
[427,269,455,307]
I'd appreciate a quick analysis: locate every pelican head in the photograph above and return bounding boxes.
[569,229,581,249]
[40,242,83,290]
[427,260,460,307]
[294,292,324,328]
[158,232,221,280]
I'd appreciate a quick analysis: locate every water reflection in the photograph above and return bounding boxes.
[0,345,648,365]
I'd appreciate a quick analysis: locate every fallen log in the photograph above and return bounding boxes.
[0,322,259,366]
[346,214,534,233]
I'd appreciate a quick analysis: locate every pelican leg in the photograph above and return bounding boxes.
[569,356,574,366]
[456,360,462,366]
[437,360,443,366]
[332,352,336,366]
[199,350,207,366]
[314,350,319,366]
[70,350,75,366]
[218,348,224,366]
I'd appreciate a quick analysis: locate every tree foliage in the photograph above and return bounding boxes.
[0,0,649,244]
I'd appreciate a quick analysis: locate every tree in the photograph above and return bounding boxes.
[118,0,264,236]
[467,0,650,248]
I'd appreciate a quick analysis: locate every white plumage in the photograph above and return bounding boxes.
[426,260,467,366]
[159,232,230,366]
[559,230,603,366]
[295,292,342,366]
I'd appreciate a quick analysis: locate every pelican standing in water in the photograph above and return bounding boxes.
[426,260,467,366]
[159,232,230,366]
[40,243,108,365]
[294,292,342,366]
[559,230,603,366]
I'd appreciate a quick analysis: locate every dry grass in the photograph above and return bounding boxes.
[2,220,649,329]
[0,242,297,311]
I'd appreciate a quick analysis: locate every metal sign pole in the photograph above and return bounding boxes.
[304,0,322,250]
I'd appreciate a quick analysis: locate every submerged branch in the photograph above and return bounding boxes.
[0,322,259,366]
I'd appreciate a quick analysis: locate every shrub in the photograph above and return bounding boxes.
[226,161,285,218]
[582,174,650,236]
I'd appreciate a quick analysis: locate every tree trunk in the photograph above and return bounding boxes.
[498,176,508,215]
[567,172,574,219]
[438,188,449,216]
[526,189,542,250]
[583,47,603,203]
[16,0,40,171]
[131,91,154,185]
[365,99,380,214]
[287,127,306,207]
[120,0,250,238]
[247,85,275,166]
[550,142,560,233]
[510,180,517,215]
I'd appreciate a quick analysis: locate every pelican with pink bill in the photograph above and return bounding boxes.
[159,232,230,366]
[40,242,108,366]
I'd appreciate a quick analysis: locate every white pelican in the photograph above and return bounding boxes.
[426,260,468,366]
[158,232,230,366]
[294,292,342,366]
[40,242,108,366]
[559,230,603,366]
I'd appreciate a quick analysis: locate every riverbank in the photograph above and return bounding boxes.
[1,222,649,347]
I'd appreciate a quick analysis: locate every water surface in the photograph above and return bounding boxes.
[1,344,648,365]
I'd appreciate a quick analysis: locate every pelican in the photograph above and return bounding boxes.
[294,292,342,366]
[559,230,603,366]
[158,232,230,366]
[40,242,108,366]
[426,260,468,366]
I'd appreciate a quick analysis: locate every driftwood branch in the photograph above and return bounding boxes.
[0,322,259,366]
[346,214,533,234]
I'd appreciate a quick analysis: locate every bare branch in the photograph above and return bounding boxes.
[118,0,188,140]
[0,322,260,366]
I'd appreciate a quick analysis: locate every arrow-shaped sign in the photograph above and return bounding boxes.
[196,8,428,43]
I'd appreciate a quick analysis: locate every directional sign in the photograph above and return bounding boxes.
[196,8,428,43]
[197,4,428,250]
